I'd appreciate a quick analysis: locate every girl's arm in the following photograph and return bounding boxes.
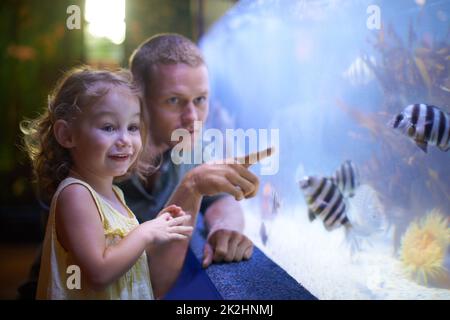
[55,184,191,291]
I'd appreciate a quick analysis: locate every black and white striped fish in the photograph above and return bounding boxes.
[299,176,350,231]
[330,160,360,198]
[390,104,450,153]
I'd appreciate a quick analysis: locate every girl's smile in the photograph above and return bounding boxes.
[70,85,142,179]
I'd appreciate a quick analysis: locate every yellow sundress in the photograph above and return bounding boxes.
[36,177,154,299]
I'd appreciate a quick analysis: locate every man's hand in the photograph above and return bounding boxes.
[201,196,254,268]
[186,147,275,201]
[186,147,274,268]
[202,229,253,268]
[187,162,258,201]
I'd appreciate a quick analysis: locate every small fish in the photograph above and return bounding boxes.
[440,85,450,93]
[342,56,375,86]
[405,155,416,166]
[259,221,268,245]
[330,160,360,198]
[272,190,281,214]
[347,184,388,236]
[299,176,350,231]
[389,104,450,153]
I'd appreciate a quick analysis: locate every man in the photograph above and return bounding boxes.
[121,33,262,298]
[18,33,261,300]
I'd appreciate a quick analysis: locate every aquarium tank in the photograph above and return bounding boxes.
[199,0,450,299]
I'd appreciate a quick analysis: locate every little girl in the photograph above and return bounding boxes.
[21,67,193,299]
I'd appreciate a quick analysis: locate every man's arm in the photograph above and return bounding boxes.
[146,176,203,299]
[204,196,244,233]
[146,163,257,298]
[147,147,274,298]
[202,196,253,268]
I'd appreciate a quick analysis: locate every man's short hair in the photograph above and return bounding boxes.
[129,33,205,98]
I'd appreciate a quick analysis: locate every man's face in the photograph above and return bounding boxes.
[146,63,209,152]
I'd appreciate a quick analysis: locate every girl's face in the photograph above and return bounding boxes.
[70,86,142,178]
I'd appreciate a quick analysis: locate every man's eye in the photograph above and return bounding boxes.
[194,96,207,105]
[101,125,115,132]
[167,97,179,105]
[128,124,140,132]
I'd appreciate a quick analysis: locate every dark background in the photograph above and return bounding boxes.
[0,0,236,299]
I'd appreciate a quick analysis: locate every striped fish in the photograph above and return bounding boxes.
[299,176,350,231]
[390,103,450,153]
[330,160,360,198]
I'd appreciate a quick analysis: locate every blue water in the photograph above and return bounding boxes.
[200,0,450,297]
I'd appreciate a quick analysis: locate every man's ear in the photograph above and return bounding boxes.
[53,119,76,148]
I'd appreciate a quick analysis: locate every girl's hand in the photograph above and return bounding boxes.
[141,212,193,246]
[156,204,186,219]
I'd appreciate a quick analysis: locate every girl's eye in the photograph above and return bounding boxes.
[101,125,115,132]
[128,124,140,132]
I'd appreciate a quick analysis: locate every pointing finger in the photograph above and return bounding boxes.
[234,146,275,168]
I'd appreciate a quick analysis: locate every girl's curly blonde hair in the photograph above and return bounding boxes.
[20,66,152,203]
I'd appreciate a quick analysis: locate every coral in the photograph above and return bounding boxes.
[400,209,450,286]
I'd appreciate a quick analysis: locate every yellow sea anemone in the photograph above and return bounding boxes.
[400,208,450,286]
